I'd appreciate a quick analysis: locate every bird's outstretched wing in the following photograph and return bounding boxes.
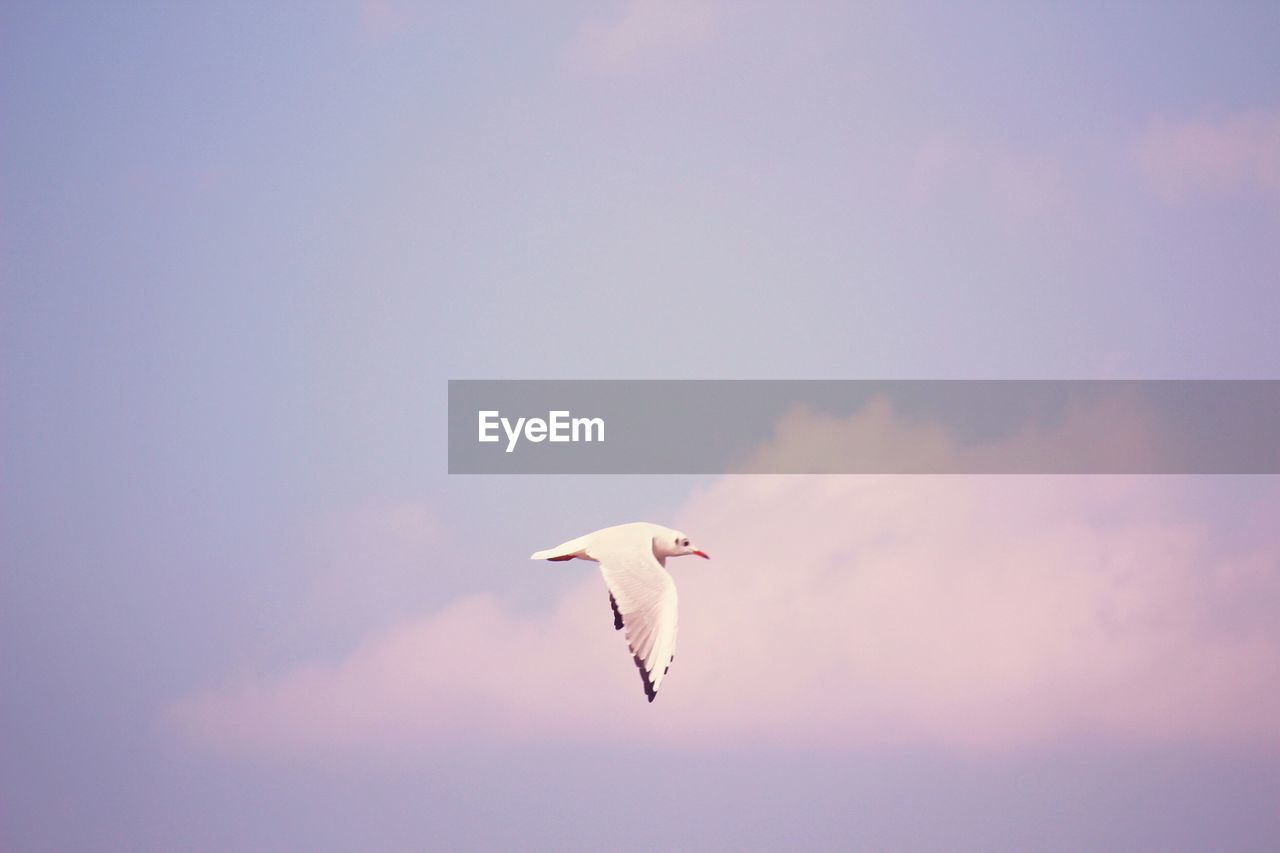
[590,542,679,702]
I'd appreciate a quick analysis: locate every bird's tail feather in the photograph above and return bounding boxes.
[530,536,590,561]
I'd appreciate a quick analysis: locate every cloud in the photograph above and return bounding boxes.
[166,411,1280,758]
[673,474,1280,749]
[567,0,717,73]
[735,394,1169,474]
[1134,111,1280,201]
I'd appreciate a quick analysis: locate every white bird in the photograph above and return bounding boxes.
[531,522,709,702]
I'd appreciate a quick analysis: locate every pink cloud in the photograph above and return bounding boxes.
[672,474,1280,749]
[567,0,717,73]
[1134,111,1280,201]
[166,412,1280,758]
[736,394,1168,474]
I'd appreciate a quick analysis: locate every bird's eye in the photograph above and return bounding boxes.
[682,539,689,547]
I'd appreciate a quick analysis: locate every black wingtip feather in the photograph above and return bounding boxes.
[609,594,624,631]
[633,653,658,702]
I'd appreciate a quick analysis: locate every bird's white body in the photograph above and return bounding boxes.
[531,522,708,702]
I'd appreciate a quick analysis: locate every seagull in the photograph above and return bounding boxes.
[531,522,709,702]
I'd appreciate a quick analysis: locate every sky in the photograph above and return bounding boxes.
[3,1,1280,850]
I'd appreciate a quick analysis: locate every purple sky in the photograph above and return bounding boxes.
[4,2,1280,850]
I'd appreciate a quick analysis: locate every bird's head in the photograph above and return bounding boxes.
[656,529,709,560]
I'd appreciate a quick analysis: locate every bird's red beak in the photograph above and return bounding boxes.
[693,549,709,559]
